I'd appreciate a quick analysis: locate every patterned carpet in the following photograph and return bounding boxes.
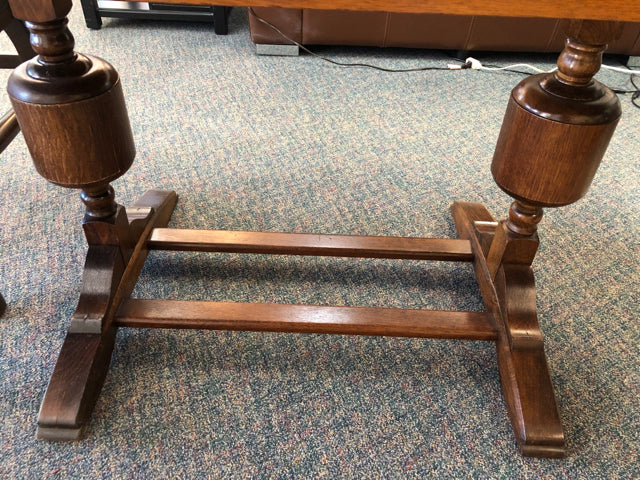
[0,4,638,478]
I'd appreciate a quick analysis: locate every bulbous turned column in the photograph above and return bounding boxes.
[491,20,622,236]
[7,0,135,218]
[6,1,150,443]
[479,21,625,458]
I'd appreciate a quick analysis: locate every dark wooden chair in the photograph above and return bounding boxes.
[0,0,34,315]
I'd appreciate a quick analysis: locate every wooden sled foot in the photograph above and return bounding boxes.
[36,190,177,441]
[497,341,567,458]
[37,330,117,440]
[451,201,566,458]
[495,265,566,457]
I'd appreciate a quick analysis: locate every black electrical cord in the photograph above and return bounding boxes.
[609,71,640,109]
[620,73,640,108]
[248,7,464,72]
[633,74,640,108]
[249,8,640,108]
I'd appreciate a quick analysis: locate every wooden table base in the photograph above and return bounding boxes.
[9,0,629,460]
[34,191,566,457]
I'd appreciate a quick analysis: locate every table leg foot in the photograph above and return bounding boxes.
[497,340,567,458]
[450,202,566,458]
[36,189,177,440]
[450,201,495,240]
[36,329,117,441]
[450,202,497,257]
[495,265,566,458]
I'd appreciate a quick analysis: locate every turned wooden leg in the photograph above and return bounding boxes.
[7,0,177,440]
[452,21,622,457]
[490,204,565,457]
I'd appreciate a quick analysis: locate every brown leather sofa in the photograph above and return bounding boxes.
[248,8,640,57]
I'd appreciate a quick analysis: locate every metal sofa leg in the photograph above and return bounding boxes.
[255,44,300,56]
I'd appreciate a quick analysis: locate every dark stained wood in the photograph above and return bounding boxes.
[451,202,504,337]
[491,96,620,207]
[0,55,22,69]
[495,266,566,457]
[9,0,624,458]
[119,0,640,22]
[491,21,622,208]
[8,0,71,23]
[485,202,541,280]
[485,221,539,282]
[483,25,622,456]
[0,110,19,152]
[37,330,117,441]
[503,201,543,238]
[451,202,565,456]
[557,21,624,86]
[148,228,474,262]
[9,79,135,188]
[0,0,34,68]
[101,190,179,332]
[116,300,497,340]
[7,2,135,189]
[37,190,177,440]
[69,241,127,334]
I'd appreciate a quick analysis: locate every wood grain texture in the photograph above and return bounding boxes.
[0,110,19,153]
[495,265,566,457]
[120,0,640,22]
[148,228,473,261]
[7,12,135,188]
[491,21,621,209]
[10,80,135,188]
[11,0,601,455]
[450,202,495,243]
[492,80,620,207]
[36,329,117,441]
[8,0,71,23]
[36,190,178,441]
[451,203,505,337]
[100,190,179,332]
[116,299,497,340]
[70,243,127,334]
[450,202,565,457]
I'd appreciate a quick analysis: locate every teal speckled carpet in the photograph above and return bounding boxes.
[1,5,639,478]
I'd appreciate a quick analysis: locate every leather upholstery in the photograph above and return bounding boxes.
[249,8,640,55]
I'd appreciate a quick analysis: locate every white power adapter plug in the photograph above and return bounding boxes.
[465,57,483,69]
